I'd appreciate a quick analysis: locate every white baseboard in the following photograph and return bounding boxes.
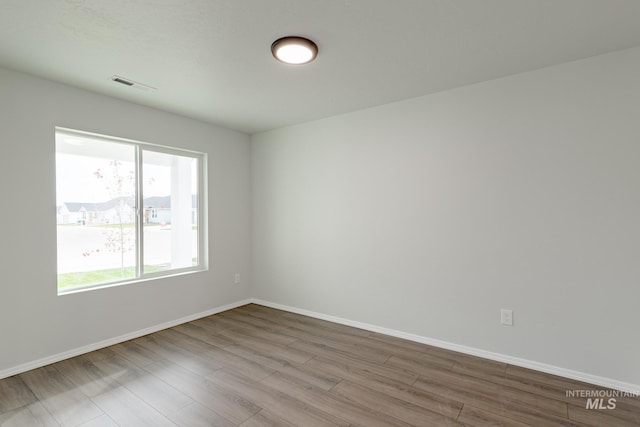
[0,298,252,381]
[3,296,638,394]
[251,299,640,394]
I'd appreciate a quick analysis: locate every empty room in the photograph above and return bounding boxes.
[0,1,639,426]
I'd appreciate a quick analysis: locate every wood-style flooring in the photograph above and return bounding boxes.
[0,304,638,426]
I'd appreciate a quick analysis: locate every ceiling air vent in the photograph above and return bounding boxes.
[110,75,156,92]
[112,76,134,86]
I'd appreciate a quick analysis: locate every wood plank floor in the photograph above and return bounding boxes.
[1,304,638,426]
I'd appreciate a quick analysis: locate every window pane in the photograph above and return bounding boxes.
[56,128,205,294]
[142,150,198,273]
[56,134,137,290]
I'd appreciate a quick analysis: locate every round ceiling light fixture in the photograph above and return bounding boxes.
[271,36,318,65]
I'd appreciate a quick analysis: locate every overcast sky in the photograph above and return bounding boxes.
[56,154,177,205]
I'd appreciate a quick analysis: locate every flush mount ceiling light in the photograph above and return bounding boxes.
[271,36,318,65]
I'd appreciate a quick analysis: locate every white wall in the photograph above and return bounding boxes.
[0,67,252,374]
[252,47,640,387]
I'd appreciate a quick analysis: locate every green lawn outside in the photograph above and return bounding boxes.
[58,265,164,290]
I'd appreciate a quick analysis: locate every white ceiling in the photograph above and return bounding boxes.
[2,1,640,134]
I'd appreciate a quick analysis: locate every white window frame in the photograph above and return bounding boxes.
[56,127,207,295]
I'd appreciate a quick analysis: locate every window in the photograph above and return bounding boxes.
[55,128,206,294]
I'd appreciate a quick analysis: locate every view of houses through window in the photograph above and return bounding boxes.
[56,128,205,293]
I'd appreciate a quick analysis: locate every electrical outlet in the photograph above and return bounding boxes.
[234,273,241,284]
[500,309,513,326]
